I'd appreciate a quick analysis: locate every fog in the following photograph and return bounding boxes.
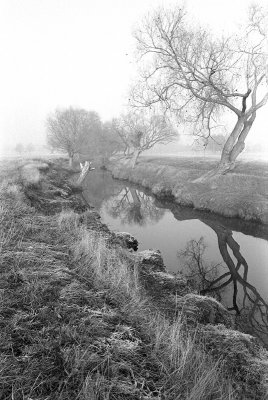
[0,0,267,157]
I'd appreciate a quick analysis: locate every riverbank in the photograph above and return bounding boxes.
[108,156,268,224]
[1,157,268,399]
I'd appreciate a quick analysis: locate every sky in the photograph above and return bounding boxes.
[0,0,267,153]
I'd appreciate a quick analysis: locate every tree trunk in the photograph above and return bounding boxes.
[129,188,143,223]
[193,115,254,183]
[124,147,134,159]
[68,153,74,168]
[130,188,141,205]
[76,161,94,185]
[130,149,141,168]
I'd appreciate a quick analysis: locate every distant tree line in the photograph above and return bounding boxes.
[14,143,35,154]
[46,106,179,168]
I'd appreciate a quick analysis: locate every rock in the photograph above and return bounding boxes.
[198,324,268,400]
[176,294,233,328]
[133,249,191,317]
[149,270,188,294]
[137,249,166,272]
[115,232,138,251]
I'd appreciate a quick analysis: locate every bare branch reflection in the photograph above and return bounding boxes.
[82,170,124,210]
[104,187,165,226]
[178,226,268,347]
[178,238,225,301]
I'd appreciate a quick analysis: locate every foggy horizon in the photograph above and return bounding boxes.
[0,0,267,155]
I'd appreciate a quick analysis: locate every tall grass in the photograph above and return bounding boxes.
[0,160,240,399]
[57,211,236,399]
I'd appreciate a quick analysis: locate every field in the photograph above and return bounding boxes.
[142,155,268,177]
[0,158,267,400]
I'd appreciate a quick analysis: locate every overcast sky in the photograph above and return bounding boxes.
[0,0,267,153]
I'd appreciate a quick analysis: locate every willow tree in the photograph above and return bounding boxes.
[132,4,268,180]
[47,107,102,168]
[113,110,178,167]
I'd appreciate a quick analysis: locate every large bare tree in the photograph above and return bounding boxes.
[132,4,268,180]
[47,107,102,167]
[113,110,178,167]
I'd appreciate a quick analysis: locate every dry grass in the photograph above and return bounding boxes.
[109,156,268,223]
[0,159,262,399]
[142,155,268,178]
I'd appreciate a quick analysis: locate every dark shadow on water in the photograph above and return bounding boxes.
[178,234,268,347]
[161,203,268,347]
[82,169,268,347]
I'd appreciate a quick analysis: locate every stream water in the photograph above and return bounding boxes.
[83,169,268,347]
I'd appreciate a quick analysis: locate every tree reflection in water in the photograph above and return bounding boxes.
[105,186,268,347]
[83,171,268,347]
[178,225,268,347]
[178,238,225,301]
[104,187,165,226]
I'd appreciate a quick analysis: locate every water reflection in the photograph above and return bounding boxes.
[82,169,268,346]
[105,188,165,225]
[170,205,268,347]
[82,169,123,209]
[83,170,165,225]
[178,235,268,347]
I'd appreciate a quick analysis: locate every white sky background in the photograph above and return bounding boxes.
[0,0,267,153]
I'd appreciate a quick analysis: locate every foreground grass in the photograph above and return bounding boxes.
[0,159,264,399]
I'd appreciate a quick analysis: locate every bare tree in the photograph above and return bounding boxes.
[114,110,178,167]
[132,4,268,180]
[109,118,133,157]
[46,107,102,168]
[99,121,126,165]
[195,134,227,153]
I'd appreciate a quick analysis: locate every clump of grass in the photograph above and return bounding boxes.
[145,315,234,399]
[0,159,265,400]
[58,210,80,231]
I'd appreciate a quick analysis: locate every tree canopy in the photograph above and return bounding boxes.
[112,110,178,166]
[99,121,126,163]
[47,107,102,166]
[132,4,268,178]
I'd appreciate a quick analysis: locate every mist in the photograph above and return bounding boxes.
[0,0,267,158]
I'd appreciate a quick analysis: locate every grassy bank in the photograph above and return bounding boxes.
[1,158,268,399]
[109,156,268,224]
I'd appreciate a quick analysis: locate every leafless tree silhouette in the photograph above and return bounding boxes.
[111,110,178,167]
[178,221,268,346]
[105,187,165,225]
[132,4,268,179]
